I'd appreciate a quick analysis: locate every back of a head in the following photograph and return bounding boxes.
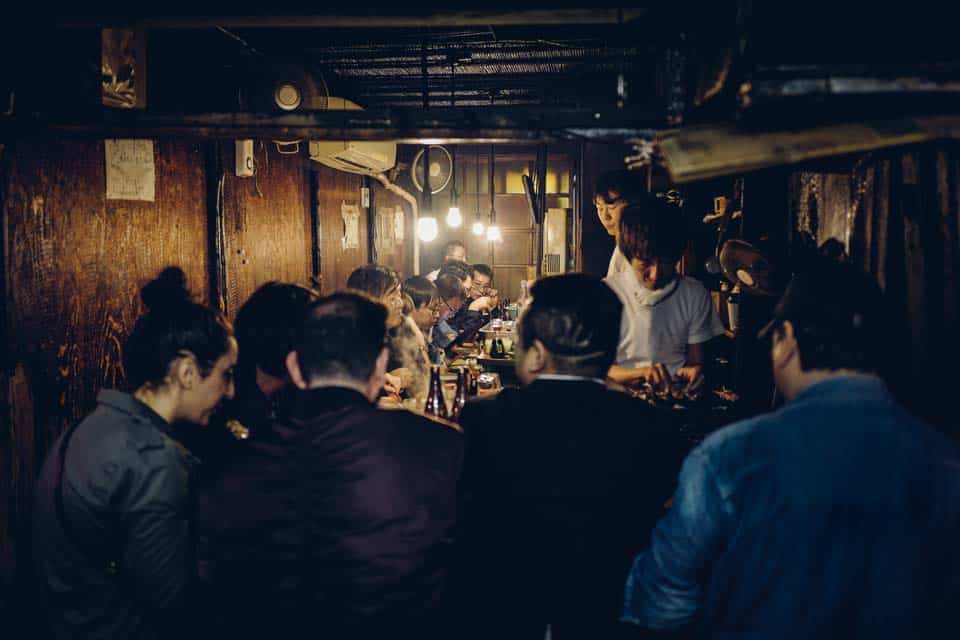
[294,292,388,384]
[772,256,886,374]
[521,274,623,377]
[618,195,687,264]
[435,273,464,302]
[594,169,646,202]
[346,264,400,299]
[403,276,438,309]
[234,281,319,378]
[124,266,233,390]
[438,259,471,283]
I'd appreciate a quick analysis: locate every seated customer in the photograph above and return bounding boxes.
[206,292,464,639]
[404,275,443,365]
[622,257,960,639]
[454,274,686,640]
[426,239,467,281]
[605,195,724,394]
[346,264,405,398]
[432,272,475,356]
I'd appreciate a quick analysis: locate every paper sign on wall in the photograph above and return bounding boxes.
[376,207,395,249]
[394,205,405,241]
[341,201,360,250]
[105,139,155,201]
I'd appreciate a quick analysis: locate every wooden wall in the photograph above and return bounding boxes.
[0,138,209,598]
[370,181,413,281]
[787,144,960,434]
[220,141,313,313]
[313,164,368,293]
[0,137,322,606]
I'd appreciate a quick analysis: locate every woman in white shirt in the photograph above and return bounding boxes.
[604,196,724,395]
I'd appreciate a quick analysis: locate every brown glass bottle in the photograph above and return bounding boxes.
[451,367,467,421]
[424,365,449,419]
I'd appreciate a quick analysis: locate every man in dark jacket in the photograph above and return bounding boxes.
[454,273,686,639]
[206,292,464,639]
[622,258,960,639]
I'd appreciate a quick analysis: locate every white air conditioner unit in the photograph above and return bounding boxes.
[309,140,397,175]
[308,96,397,175]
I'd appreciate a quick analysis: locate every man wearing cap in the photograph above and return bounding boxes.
[621,257,960,639]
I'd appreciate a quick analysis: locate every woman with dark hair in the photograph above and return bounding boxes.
[346,264,405,400]
[346,264,403,330]
[33,266,237,640]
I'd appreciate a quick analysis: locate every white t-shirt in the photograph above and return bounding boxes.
[606,245,630,278]
[426,269,440,282]
[604,270,725,375]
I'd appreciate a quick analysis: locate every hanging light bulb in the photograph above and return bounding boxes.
[472,219,486,236]
[486,225,502,242]
[446,205,462,228]
[417,216,439,242]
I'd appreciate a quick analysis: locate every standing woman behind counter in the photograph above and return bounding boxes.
[33,266,238,639]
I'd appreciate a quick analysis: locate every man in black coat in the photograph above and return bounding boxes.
[205,292,463,639]
[454,273,686,640]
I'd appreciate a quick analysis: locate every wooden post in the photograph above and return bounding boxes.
[205,142,228,313]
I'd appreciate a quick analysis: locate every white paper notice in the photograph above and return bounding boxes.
[394,205,405,241]
[341,201,360,250]
[105,139,155,201]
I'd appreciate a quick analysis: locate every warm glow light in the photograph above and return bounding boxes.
[446,206,462,228]
[486,225,503,242]
[417,216,439,242]
[472,220,486,236]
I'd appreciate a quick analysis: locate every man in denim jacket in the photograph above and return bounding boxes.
[622,257,960,639]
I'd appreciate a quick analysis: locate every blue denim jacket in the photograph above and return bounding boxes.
[623,375,960,639]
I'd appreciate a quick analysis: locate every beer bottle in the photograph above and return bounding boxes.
[424,365,449,419]
[451,367,467,421]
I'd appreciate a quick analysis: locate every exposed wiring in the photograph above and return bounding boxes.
[215,26,263,57]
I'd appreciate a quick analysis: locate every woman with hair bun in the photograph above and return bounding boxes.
[33,266,238,639]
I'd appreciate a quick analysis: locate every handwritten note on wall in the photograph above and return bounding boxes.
[105,139,155,201]
[341,201,360,250]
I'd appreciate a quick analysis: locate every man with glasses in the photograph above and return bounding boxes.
[605,194,724,395]
[621,256,960,639]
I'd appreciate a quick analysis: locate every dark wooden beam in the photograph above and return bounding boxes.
[0,108,659,143]
[56,9,647,29]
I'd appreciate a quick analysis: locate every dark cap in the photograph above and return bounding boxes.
[757,257,884,342]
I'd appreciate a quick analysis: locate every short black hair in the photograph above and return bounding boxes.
[234,281,318,378]
[346,264,400,299]
[294,292,388,383]
[519,274,623,378]
[443,239,466,258]
[766,257,886,374]
[125,267,234,389]
[618,196,687,265]
[403,276,438,309]
[438,259,471,282]
[435,273,465,302]
[593,169,646,203]
[471,263,494,280]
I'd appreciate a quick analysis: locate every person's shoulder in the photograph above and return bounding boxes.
[602,269,633,298]
[677,275,711,299]
[695,410,776,462]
